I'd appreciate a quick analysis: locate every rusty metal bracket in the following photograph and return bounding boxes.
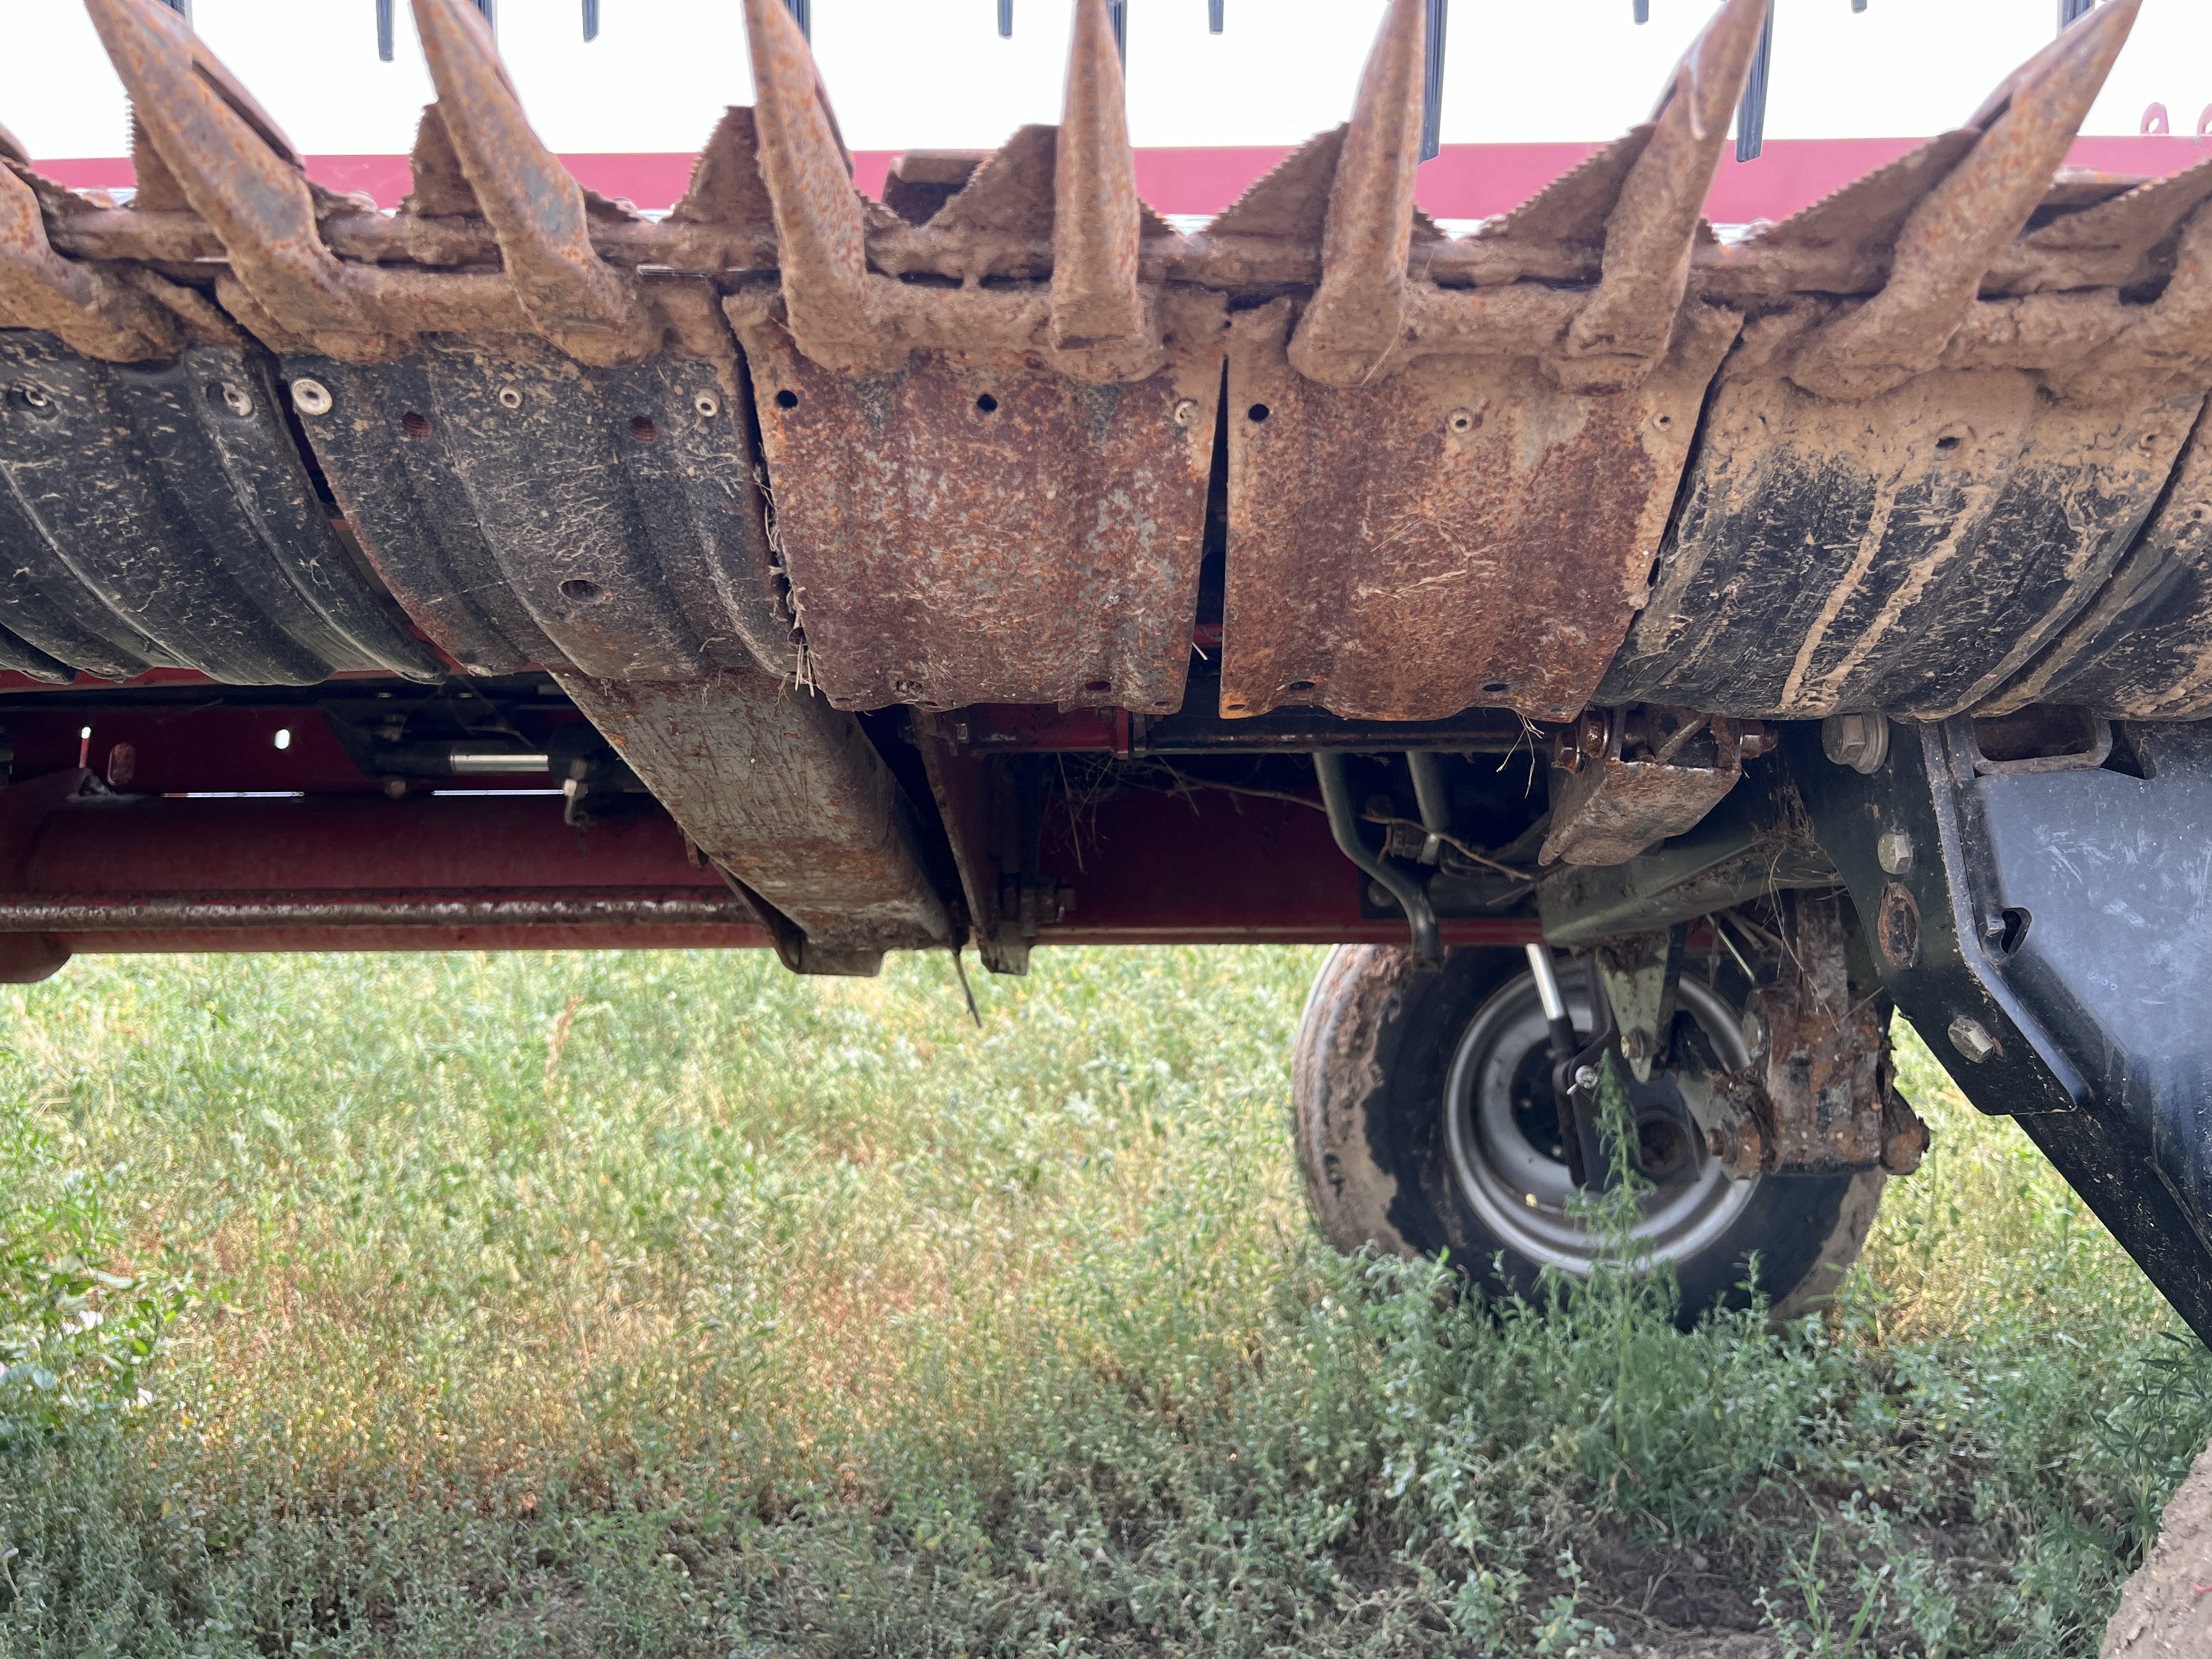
[1541,707,1747,867]
[1702,892,1924,1178]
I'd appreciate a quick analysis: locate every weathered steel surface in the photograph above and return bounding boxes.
[556,669,953,967]
[1540,708,1745,868]
[1212,0,1760,724]
[1599,321,2205,719]
[1997,412,2212,719]
[0,333,442,685]
[289,313,793,681]
[1222,297,1736,724]
[731,287,1222,712]
[1708,894,1922,1177]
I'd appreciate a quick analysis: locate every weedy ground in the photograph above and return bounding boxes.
[0,946,2207,1658]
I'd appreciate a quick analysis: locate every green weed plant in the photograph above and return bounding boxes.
[0,947,2201,1657]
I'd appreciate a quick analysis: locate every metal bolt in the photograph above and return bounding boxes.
[498,387,523,410]
[1446,406,1476,435]
[290,379,332,416]
[216,382,253,418]
[1948,1015,1999,1064]
[16,382,52,410]
[1877,829,1916,874]
[1821,711,1889,775]
[695,392,720,418]
[1621,1028,1654,1062]
[1739,1005,1769,1060]
[1171,398,1200,427]
[1572,1064,1600,1092]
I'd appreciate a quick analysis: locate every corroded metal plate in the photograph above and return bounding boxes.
[1219,297,1739,725]
[1600,315,2207,719]
[731,288,1224,714]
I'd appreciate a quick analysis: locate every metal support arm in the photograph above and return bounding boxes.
[1790,718,2212,1344]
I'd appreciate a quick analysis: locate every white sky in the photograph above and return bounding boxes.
[1,0,2207,159]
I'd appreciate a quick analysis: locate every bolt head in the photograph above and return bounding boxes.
[290,379,332,417]
[1572,1064,1600,1091]
[1171,398,1200,428]
[1821,711,1891,775]
[1739,1005,1769,1061]
[1876,829,1916,875]
[1948,1015,1999,1064]
[1621,1028,1654,1062]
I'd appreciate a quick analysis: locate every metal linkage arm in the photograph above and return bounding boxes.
[1313,752,1440,963]
[1790,718,2212,1344]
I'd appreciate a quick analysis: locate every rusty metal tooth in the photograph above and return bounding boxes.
[740,0,883,370]
[1049,0,1144,349]
[1285,0,1426,387]
[0,161,180,359]
[83,0,399,356]
[1558,0,1765,390]
[1791,0,2140,400]
[409,0,653,360]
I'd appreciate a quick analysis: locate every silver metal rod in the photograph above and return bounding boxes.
[1526,941,1568,1020]
[0,891,753,932]
[447,752,550,774]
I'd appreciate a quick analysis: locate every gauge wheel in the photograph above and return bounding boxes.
[1293,944,1885,1326]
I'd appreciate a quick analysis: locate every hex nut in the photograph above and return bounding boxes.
[1948,1015,1999,1064]
[1739,1004,1770,1062]
[290,379,333,417]
[1876,829,1915,874]
[1821,711,1890,774]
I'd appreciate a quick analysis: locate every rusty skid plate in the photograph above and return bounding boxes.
[1221,298,1737,724]
[556,668,952,969]
[730,287,1222,714]
[1599,311,2206,720]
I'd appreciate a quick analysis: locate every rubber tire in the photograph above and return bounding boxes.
[1293,944,1885,1327]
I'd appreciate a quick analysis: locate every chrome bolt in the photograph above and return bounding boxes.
[1948,1015,1999,1064]
[1572,1064,1600,1092]
[1877,829,1916,874]
[291,379,333,416]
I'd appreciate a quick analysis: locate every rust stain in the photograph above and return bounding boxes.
[732,286,1223,713]
[1222,297,1737,724]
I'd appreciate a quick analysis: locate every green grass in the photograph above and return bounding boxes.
[0,946,2206,1657]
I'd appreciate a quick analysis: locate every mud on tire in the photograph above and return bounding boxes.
[1293,944,1883,1327]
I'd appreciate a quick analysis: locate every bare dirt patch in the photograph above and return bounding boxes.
[2104,1437,2212,1657]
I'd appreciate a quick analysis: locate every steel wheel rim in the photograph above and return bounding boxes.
[1442,964,1757,1278]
